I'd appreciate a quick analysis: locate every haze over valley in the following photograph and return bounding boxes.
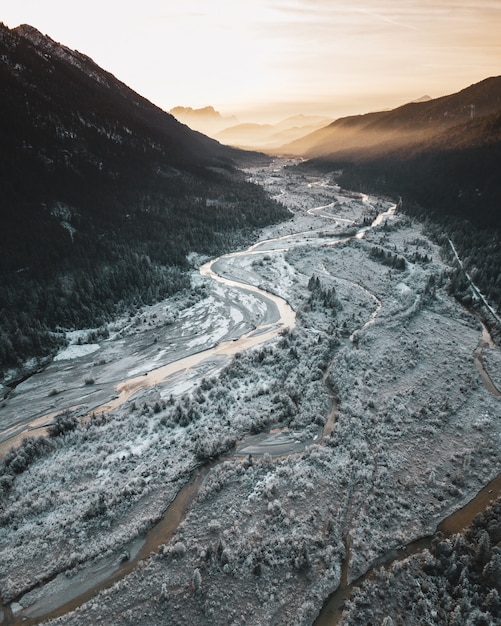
[0,8,500,626]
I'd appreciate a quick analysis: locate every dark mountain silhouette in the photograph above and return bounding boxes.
[285,77,501,323]
[284,77,501,228]
[0,23,287,371]
[282,77,501,159]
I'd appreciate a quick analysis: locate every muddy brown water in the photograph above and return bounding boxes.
[314,473,501,626]
[313,283,501,626]
[0,246,296,464]
[0,380,337,625]
[1,193,499,625]
[314,323,501,626]
[1,466,211,625]
[4,405,499,625]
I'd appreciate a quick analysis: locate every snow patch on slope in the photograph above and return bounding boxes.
[54,344,100,361]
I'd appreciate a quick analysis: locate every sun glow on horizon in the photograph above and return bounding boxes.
[2,1,500,122]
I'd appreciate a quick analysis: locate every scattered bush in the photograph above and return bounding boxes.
[48,411,78,437]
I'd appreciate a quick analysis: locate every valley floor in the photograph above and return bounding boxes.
[0,160,500,625]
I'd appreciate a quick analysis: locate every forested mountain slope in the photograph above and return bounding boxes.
[0,23,288,372]
[283,76,501,161]
[285,78,501,320]
[284,77,501,229]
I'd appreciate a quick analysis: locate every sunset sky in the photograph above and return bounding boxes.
[3,1,500,122]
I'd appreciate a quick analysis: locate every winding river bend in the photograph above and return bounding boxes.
[314,473,501,626]
[0,190,392,461]
[1,181,499,625]
[0,250,296,463]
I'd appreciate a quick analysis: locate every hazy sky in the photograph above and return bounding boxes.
[3,1,500,121]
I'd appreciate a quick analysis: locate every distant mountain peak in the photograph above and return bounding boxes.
[169,106,238,136]
[170,105,221,119]
[411,95,432,103]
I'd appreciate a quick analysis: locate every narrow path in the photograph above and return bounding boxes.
[448,238,501,326]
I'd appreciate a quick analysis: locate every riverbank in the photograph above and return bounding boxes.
[0,160,499,625]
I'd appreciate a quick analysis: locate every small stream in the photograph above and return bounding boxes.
[1,184,499,625]
[313,316,501,626]
[1,466,212,625]
[2,413,336,625]
[314,472,501,626]
[5,373,498,625]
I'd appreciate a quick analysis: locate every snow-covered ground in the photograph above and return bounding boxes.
[54,344,101,362]
[0,159,499,625]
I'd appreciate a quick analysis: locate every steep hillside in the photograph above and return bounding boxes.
[285,78,501,226]
[0,23,288,372]
[327,108,501,227]
[284,78,501,321]
[282,76,501,160]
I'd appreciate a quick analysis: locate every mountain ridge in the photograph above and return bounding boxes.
[281,76,501,229]
[0,22,287,371]
[169,105,239,136]
[169,103,333,150]
[280,76,501,158]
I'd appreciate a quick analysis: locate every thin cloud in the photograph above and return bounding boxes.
[2,0,500,121]
[356,8,420,31]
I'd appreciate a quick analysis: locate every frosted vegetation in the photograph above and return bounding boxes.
[339,496,501,625]
[0,161,499,625]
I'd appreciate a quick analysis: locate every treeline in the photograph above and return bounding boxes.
[0,175,288,374]
[368,246,406,270]
[0,260,188,369]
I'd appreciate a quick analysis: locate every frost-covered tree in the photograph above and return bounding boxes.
[192,568,202,595]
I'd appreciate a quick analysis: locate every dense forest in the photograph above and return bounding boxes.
[0,171,288,373]
[0,157,289,373]
[286,77,501,232]
[0,23,288,375]
[323,111,501,230]
[406,208,500,327]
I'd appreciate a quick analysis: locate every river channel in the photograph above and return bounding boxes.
[1,180,499,625]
